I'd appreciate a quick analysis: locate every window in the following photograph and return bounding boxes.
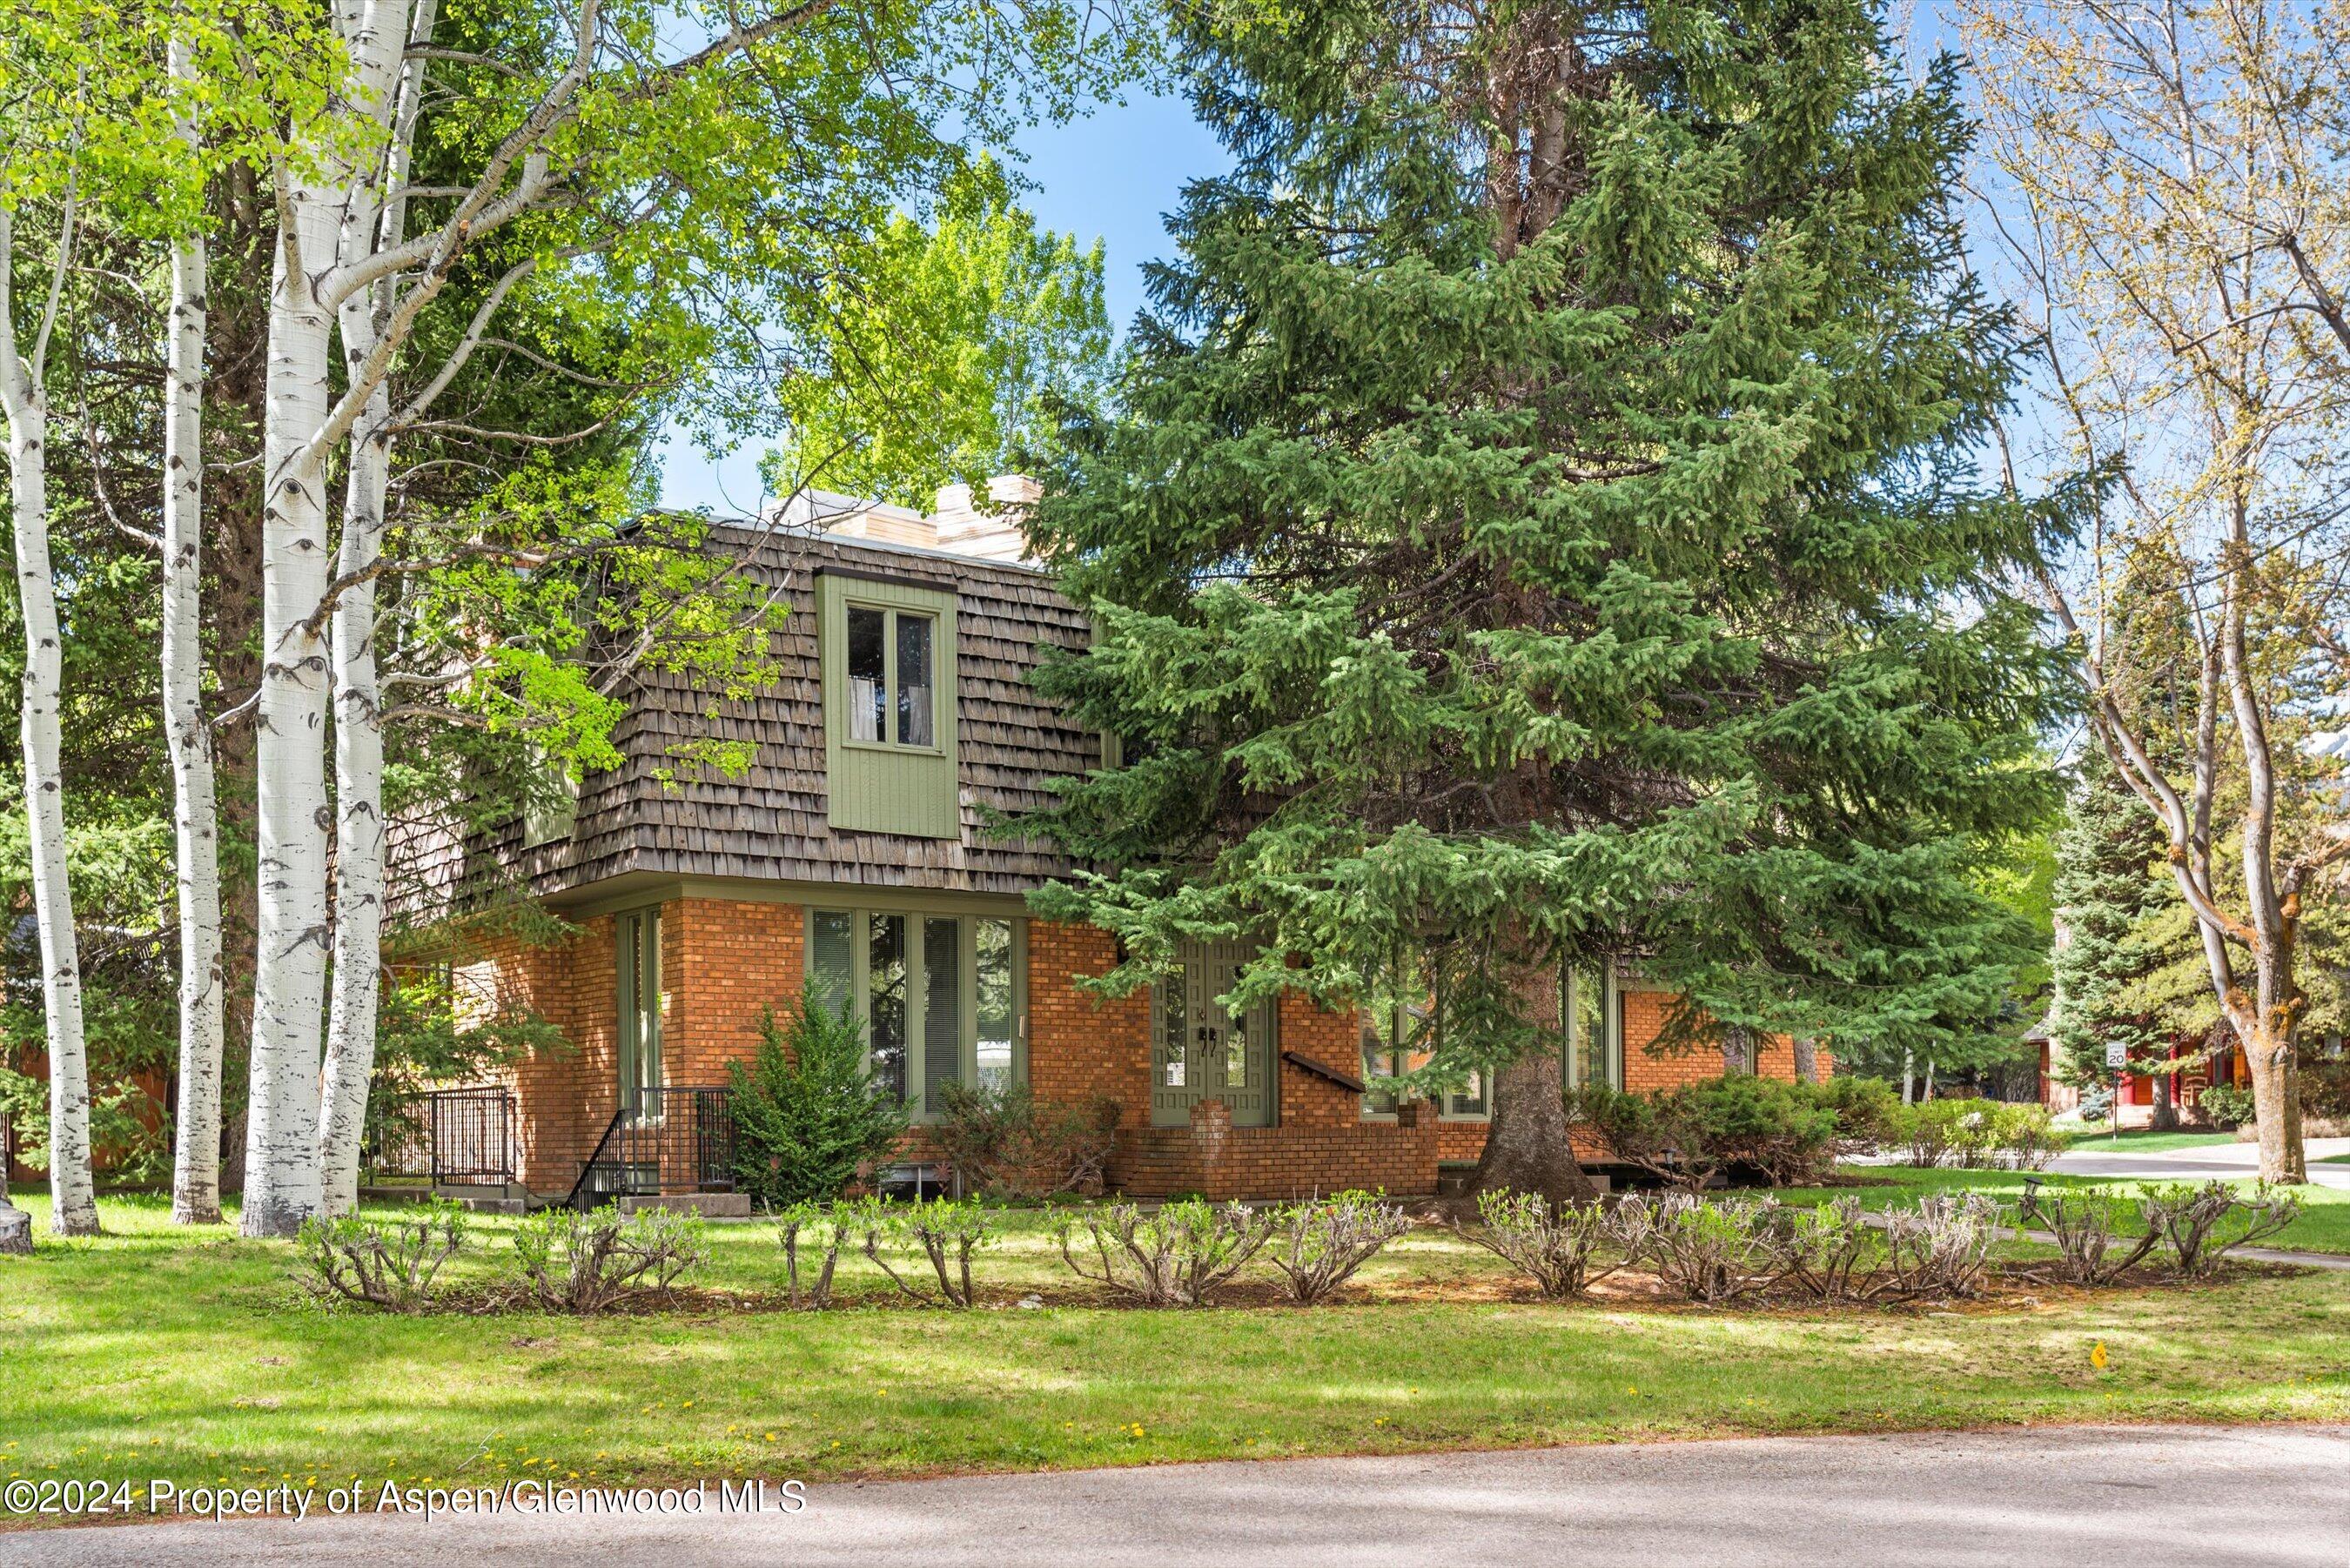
[1357,955,1430,1120]
[806,906,1024,1118]
[1563,964,1623,1092]
[520,744,579,848]
[843,603,937,749]
[616,908,661,1120]
[820,572,959,837]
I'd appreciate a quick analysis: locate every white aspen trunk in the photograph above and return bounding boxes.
[241,0,413,1238]
[0,207,98,1236]
[319,0,436,1216]
[316,388,389,1216]
[1901,1049,1914,1105]
[164,32,226,1227]
[239,193,341,1237]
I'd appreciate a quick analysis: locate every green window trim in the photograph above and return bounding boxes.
[818,571,959,838]
[807,904,1026,1121]
[615,908,662,1121]
[1562,962,1625,1093]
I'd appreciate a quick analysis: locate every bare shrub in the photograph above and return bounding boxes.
[512,1204,708,1313]
[932,1084,1119,1200]
[1611,1192,1800,1303]
[1878,1193,2004,1298]
[1782,1197,1883,1302]
[1271,1191,1414,1304]
[1047,1199,1273,1307]
[2140,1181,2301,1278]
[858,1196,993,1308]
[774,1200,852,1309]
[1458,1190,1630,1299]
[2020,1185,2156,1285]
[297,1200,467,1312]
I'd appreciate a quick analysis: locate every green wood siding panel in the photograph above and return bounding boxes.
[818,573,960,837]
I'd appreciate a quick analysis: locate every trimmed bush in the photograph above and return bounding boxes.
[1877,1193,2003,1298]
[2140,1181,2300,1277]
[1458,1190,1629,1299]
[1047,1199,1273,1307]
[774,1201,854,1309]
[512,1203,708,1313]
[931,1082,1118,1201]
[857,1196,994,1308]
[1611,1192,1801,1303]
[2020,1185,2157,1284]
[1271,1191,1414,1304]
[296,1199,468,1312]
[1782,1196,1883,1302]
[1897,1098,2068,1169]
[728,982,909,1208]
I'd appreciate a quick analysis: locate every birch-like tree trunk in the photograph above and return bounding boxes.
[241,0,413,1237]
[318,0,436,1216]
[0,203,98,1236]
[163,30,225,1227]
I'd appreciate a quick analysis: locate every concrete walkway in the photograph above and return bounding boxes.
[2051,1136,2350,1189]
[10,1425,2347,1568]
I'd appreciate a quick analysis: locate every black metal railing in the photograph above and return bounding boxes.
[565,1086,735,1210]
[368,1086,516,1186]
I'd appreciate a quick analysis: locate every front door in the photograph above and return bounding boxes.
[1150,943,1275,1128]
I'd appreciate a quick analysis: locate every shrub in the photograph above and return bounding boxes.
[1981,1102,2071,1170]
[931,1083,1119,1201]
[1812,1075,1902,1155]
[296,1200,467,1312]
[857,1196,993,1308]
[1611,1192,1801,1303]
[1571,1077,1839,1189]
[727,982,909,1208]
[2020,1185,2157,1284]
[1047,1199,1273,1307]
[2197,1084,2256,1130]
[512,1203,708,1313]
[2139,1181,2301,1278]
[1456,1190,1626,1298]
[1782,1197,1883,1302]
[1266,1191,1413,1304]
[1897,1098,2068,1170]
[1877,1193,2004,1298]
[1897,1098,1969,1168]
[774,1201,853,1309]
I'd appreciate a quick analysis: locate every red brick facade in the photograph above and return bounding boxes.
[476,897,1828,1200]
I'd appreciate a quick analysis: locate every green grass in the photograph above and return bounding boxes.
[1786,1166,2350,1256]
[2051,1128,2246,1154]
[2,1186,2347,1509]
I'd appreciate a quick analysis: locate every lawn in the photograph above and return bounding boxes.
[2,1185,2347,1511]
[2049,1128,2246,1154]
[1783,1166,2350,1256]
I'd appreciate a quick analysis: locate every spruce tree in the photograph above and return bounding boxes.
[2051,747,2180,1121]
[1023,0,2063,1199]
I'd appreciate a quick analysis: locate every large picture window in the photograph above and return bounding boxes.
[808,906,1024,1118]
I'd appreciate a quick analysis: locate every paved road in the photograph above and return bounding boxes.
[2051,1136,2350,1189]
[10,1425,2348,1568]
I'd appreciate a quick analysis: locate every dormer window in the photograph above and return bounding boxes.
[845,605,936,748]
[819,567,959,837]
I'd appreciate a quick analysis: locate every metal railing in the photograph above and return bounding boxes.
[565,1085,736,1210]
[369,1086,517,1186]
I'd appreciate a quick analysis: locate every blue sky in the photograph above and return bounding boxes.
[651,86,1230,514]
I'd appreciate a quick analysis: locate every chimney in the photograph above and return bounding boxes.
[931,473,1037,563]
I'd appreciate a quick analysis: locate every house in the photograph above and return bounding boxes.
[430,478,1824,1209]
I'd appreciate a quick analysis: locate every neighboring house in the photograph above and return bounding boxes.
[433,477,1822,1207]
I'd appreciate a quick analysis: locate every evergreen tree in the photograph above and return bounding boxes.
[2050,746,2182,1121]
[1022,0,2063,1200]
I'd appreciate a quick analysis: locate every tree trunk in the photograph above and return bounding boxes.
[165,34,226,1227]
[319,0,434,1216]
[1471,1052,1599,1206]
[2239,1008,2306,1183]
[239,189,344,1239]
[2149,1064,2179,1131]
[1791,1035,1819,1083]
[1902,1049,1915,1104]
[0,209,98,1238]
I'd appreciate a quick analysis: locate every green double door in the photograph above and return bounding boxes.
[1150,943,1275,1128]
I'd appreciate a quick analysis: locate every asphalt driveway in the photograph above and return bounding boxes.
[9,1424,2347,1568]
